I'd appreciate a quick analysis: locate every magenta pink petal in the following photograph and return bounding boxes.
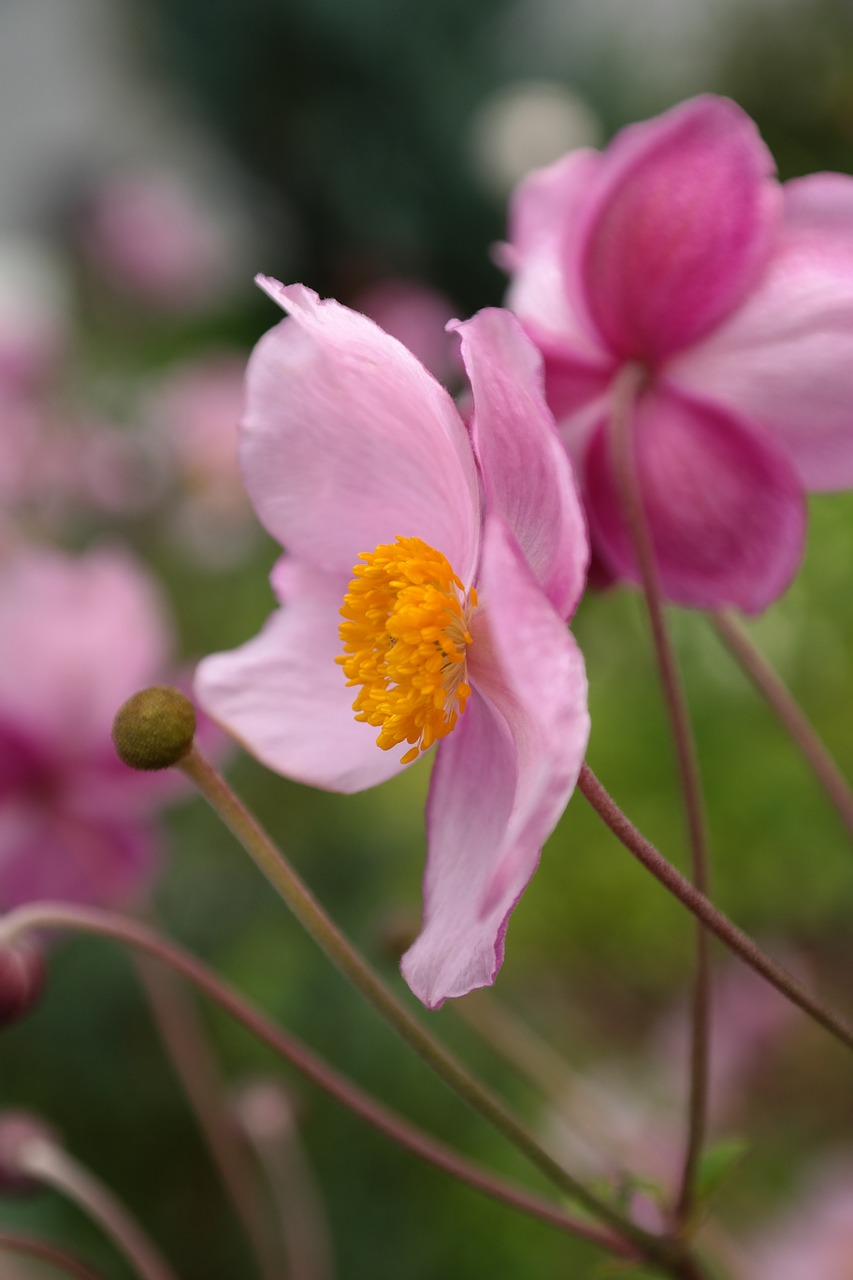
[669,172,853,490]
[579,96,780,364]
[194,558,408,794]
[584,385,806,613]
[0,802,160,911]
[244,280,479,583]
[502,148,611,365]
[455,308,589,619]
[400,517,589,1008]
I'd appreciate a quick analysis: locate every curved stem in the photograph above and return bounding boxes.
[0,901,635,1263]
[15,1137,179,1280]
[710,608,853,842]
[578,764,853,1053]
[0,1232,109,1280]
[177,746,664,1256]
[135,953,282,1280]
[609,364,711,1225]
[235,1080,337,1280]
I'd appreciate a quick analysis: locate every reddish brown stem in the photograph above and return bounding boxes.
[578,764,853,1053]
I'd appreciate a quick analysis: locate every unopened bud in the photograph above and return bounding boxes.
[112,686,196,771]
[0,941,44,1029]
[0,1111,55,1196]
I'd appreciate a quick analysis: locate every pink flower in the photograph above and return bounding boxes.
[141,353,258,568]
[502,94,853,612]
[747,1158,853,1280]
[0,545,175,909]
[81,171,232,312]
[195,280,590,1008]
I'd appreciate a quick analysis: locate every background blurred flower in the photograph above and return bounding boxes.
[0,544,177,908]
[140,353,259,568]
[746,1156,853,1279]
[196,282,590,1008]
[503,93,853,612]
[79,168,236,312]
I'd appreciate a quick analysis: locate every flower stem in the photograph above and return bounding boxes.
[0,901,636,1263]
[134,952,283,1280]
[608,363,711,1226]
[14,1134,179,1280]
[577,764,853,1053]
[235,1080,337,1280]
[0,1231,109,1280]
[177,746,667,1257]
[710,608,853,841]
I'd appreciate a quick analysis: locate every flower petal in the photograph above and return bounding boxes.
[194,558,407,794]
[583,385,806,613]
[501,148,612,366]
[454,307,589,618]
[244,279,480,581]
[669,172,853,490]
[401,517,589,1008]
[579,96,779,363]
[0,802,160,911]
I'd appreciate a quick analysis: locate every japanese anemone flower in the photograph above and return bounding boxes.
[195,280,590,1008]
[502,93,853,612]
[0,545,174,908]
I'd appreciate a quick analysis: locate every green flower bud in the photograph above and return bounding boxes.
[112,686,196,771]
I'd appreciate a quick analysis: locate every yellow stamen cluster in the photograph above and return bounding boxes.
[338,536,477,764]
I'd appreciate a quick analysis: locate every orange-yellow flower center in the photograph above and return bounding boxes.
[337,536,477,764]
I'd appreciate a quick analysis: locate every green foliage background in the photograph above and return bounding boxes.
[4,1,853,1276]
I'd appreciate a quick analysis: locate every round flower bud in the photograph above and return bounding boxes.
[112,686,196,771]
[0,1111,56,1196]
[0,941,44,1029]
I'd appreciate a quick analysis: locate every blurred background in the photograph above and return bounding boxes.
[3,0,853,1276]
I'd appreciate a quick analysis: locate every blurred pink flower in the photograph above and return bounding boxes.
[196,280,590,1008]
[654,955,800,1127]
[143,353,258,567]
[351,279,462,385]
[0,545,176,909]
[503,94,853,612]
[747,1158,853,1280]
[0,390,153,536]
[81,171,231,311]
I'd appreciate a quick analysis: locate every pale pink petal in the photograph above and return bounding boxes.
[584,386,806,613]
[501,148,612,367]
[455,308,589,618]
[401,518,589,1008]
[669,172,853,489]
[194,559,407,794]
[244,279,479,583]
[579,96,780,363]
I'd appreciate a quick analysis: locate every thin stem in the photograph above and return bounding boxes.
[578,764,853,1053]
[177,746,666,1257]
[453,996,656,1176]
[710,608,853,842]
[609,363,712,1227]
[15,1136,179,1280]
[235,1080,337,1280]
[0,1232,109,1280]
[0,901,634,1263]
[134,952,283,1280]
